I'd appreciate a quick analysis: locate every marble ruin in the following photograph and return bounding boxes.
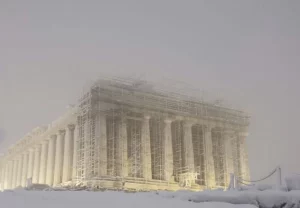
[0,77,250,191]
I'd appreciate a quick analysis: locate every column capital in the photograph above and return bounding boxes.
[34,144,41,151]
[120,116,127,123]
[49,134,57,140]
[223,129,236,141]
[67,124,75,130]
[15,155,22,160]
[164,118,173,124]
[182,120,195,127]
[22,152,29,156]
[144,115,151,120]
[203,124,213,132]
[28,148,35,152]
[58,129,66,136]
[41,140,48,145]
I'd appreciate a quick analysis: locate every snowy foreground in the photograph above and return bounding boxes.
[0,190,255,208]
[1,189,300,208]
[161,190,300,208]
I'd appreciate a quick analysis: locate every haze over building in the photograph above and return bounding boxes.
[0,77,250,191]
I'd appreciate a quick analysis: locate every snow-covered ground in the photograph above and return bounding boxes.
[159,190,300,208]
[2,175,300,208]
[1,189,300,208]
[0,190,256,208]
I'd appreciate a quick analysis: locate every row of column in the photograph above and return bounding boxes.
[0,124,76,190]
[131,117,247,188]
[102,116,175,181]
[0,114,248,190]
[96,114,246,188]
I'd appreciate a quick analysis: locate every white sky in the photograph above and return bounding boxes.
[1,0,300,182]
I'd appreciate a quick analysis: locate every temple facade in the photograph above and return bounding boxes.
[0,78,250,191]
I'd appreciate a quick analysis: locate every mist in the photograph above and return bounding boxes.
[1,0,300,183]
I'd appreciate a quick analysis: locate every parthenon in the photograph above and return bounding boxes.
[0,77,250,191]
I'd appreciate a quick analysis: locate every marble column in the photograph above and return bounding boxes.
[4,163,9,189]
[83,118,90,178]
[63,125,75,182]
[163,119,173,181]
[53,130,65,185]
[224,130,235,186]
[21,153,29,187]
[12,159,18,188]
[27,149,35,181]
[7,161,13,189]
[46,135,56,186]
[99,115,107,176]
[72,126,78,180]
[32,145,41,183]
[119,118,128,177]
[141,115,152,180]
[204,125,216,188]
[182,121,195,172]
[16,156,23,187]
[39,140,48,184]
[0,166,4,190]
[0,165,2,190]
[238,132,250,181]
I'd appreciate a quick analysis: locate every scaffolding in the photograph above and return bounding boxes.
[127,114,143,178]
[232,135,242,180]
[149,117,164,180]
[171,121,184,182]
[192,125,206,186]
[74,76,250,189]
[212,128,226,187]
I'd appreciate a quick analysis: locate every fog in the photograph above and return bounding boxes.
[1,0,300,182]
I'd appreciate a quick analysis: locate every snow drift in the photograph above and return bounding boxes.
[158,190,300,208]
[285,174,300,191]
